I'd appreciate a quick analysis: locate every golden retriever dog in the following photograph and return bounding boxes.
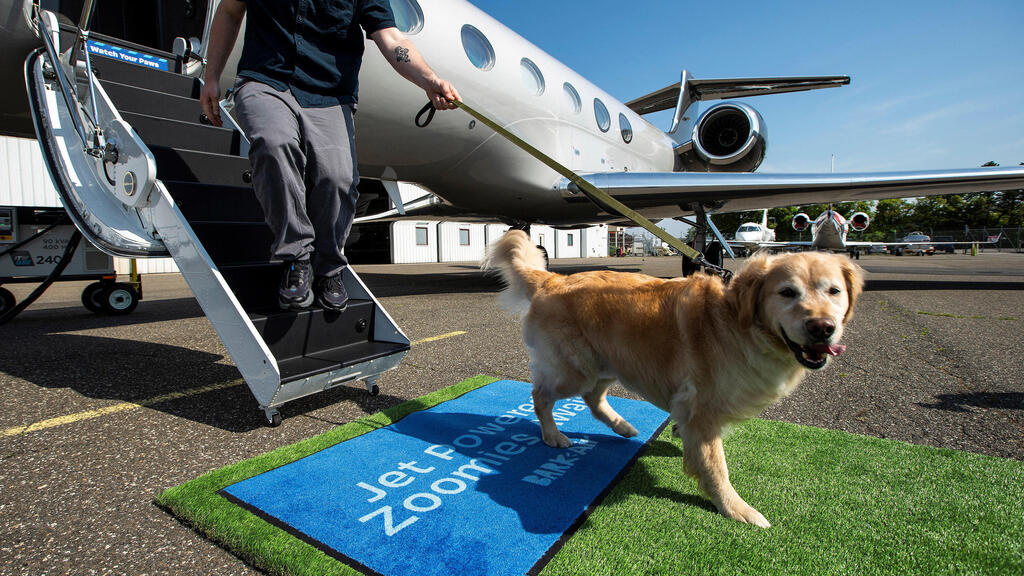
[483,230,862,528]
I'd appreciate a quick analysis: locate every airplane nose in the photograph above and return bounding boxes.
[805,318,836,341]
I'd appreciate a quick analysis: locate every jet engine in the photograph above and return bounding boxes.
[849,211,870,231]
[792,213,810,231]
[677,102,767,173]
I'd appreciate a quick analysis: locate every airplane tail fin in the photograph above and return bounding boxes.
[625,70,850,135]
[482,230,551,313]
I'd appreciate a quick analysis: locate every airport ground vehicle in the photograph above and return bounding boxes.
[893,232,934,256]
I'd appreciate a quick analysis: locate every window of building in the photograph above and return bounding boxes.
[519,58,545,96]
[389,0,424,34]
[594,98,610,132]
[461,25,495,70]
[562,82,581,114]
[619,113,633,143]
[567,233,574,246]
[459,228,471,246]
[415,226,429,245]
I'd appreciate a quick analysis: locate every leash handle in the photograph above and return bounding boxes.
[415,102,436,127]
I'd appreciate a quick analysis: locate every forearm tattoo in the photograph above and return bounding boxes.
[395,46,410,63]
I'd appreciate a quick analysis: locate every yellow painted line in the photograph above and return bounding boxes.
[411,330,466,345]
[2,330,467,438]
[2,379,243,438]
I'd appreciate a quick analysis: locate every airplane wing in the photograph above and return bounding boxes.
[558,166,1024,216]
[727,240,811,249]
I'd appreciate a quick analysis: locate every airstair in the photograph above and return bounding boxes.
[24,10,409,425]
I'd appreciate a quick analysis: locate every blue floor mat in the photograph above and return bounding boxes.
[221,380,669,576]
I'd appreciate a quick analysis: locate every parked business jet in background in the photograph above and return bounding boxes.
[732,210,776,243]
[3,0,1024,254]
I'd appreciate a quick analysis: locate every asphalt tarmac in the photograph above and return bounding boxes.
[2,251,1022,575]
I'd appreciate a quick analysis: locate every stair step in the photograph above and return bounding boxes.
[278,341,410,383]
[121,111,241,155]
[91,54,198,98]
[251,300,376,362]
[162,181,263,222]
[189,222,274,266]
[152,148,252,188]
[220,263,292,311]
[100,80,207,126]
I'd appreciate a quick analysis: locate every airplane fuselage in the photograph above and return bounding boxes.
[350,0,677,224]
[810,210,849,250]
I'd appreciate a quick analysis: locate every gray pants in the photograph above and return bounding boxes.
[234,80,359,277]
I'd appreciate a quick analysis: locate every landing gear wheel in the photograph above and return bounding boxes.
[0,287,15,316]
[536,245,549,269]
[264,408,282,427]
[100,283,139,315]
[368,384,380,396]
[682,256,699,277]
[681,242,723,277]
[81,282,106,313]
[704,241,724,268]
[365,378,380,396]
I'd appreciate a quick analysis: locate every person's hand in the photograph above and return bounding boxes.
[425,77,460,110]
[199,76,223,127]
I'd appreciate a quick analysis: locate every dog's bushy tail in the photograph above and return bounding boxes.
[482,230,551,313]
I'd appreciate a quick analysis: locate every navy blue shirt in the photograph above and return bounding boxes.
[237,0,396,107]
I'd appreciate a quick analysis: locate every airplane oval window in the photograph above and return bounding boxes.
[594,99,610,132]
[461,25,495,70]
[562,83,581,114]
[389,0,424,34]
[520,58,545,96]
[619,113,633,143]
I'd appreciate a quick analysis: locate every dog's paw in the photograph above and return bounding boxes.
[613,421,639,438]
[543,431,572,448]
[721,503,771,529]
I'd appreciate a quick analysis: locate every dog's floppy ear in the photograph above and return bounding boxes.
[840,257,864,324]
[730,252,771,328]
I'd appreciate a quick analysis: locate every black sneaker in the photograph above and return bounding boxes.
[278,259,313,309]
[315,273,349,311]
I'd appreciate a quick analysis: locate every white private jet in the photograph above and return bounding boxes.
[4,0,1024,252]
[730,209,776,252]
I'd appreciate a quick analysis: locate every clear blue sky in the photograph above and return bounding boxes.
[468,0,1024,174]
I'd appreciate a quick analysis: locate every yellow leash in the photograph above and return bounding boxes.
[417,100,731,279]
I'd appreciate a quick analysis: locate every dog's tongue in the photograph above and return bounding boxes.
[807,343,846,356]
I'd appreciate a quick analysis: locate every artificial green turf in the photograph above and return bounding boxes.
[542,420,1024,576]
[159,376,1024,576]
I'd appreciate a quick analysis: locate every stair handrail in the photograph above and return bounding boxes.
[36,6,113,162]
[66,0,97,74]
[35,11,89,149]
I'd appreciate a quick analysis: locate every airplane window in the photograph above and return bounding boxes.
[594,99,610,132]
[619,113,633,143]
[461,25,495,70]
[520,58,545,96]
[562,83,581,114]
[389,0,424,34]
